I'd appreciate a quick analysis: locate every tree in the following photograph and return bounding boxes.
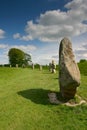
[80,59,86,63]
[8,48,32,67]
[24,53,32,66]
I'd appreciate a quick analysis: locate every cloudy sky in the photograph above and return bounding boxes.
[0,0,87,65]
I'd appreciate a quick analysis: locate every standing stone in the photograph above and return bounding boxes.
[22,64,25,68]
[51,60,56,73]
[32,63,34,70]
[49,63,52,72]
[16,64,18,68]
[39,65,42,71]
[59,37,80,99]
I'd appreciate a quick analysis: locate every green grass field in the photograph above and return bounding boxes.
[0,66,87,130]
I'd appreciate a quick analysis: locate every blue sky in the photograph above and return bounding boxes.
[0,0,87,65]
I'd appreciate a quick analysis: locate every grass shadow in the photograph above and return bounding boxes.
[53,77,59,80]
[42,72,52,74]
[17,88,52,105]
[17,88,71,105]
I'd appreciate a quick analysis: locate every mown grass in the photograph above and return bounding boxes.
[0,67,87,130]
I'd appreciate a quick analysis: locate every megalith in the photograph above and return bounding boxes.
[39,65,42,71]
[59,37,80,99]
[32,63,34,70]
[51,60,56,73]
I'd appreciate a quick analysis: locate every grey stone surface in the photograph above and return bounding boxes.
[59,37,80,99]
[51,60,56,73]
[32,63,34,70]
[39,65,42,70]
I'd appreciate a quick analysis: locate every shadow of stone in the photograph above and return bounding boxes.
[42,72,51,74]
[54,77,59,80]
[17,88,52,105]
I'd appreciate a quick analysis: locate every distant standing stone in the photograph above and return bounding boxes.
[16,64,18,68]
[22,64,25,68]
[32,63,34,70]
[51,60,56,73]
[49,63,52,72]
[39,65,42,71]
[59,37,80,99]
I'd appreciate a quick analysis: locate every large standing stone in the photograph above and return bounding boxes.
[59,37,80,99]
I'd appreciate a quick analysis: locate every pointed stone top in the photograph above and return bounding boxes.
[61,37,71,43]
[62,37,69,40]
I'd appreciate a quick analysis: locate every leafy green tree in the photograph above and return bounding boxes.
[8,48,24,67]
[80,59,86,63]
[8,48,32,67]
[24,53,32,66]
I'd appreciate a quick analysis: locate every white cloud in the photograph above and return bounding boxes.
[83,44,87,49]
[0,43,37,52]
[83,53,87,58]
[11,44,37,53]
[0,44,8,49]
[74,42,87,61]
[52,55,58,59]
[65,0,87,10]
[21,35,33,41]
[0,29,5,39]
[0,54,8,64]
[13,33,21,39]
[33,54,58,65]
[13,33,33,41]
[13,0,87,43]
[32,43,59,65]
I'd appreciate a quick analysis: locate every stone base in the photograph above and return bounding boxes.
[60,87,77,99]
[52,69,56,73]
[48,92,87,106]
